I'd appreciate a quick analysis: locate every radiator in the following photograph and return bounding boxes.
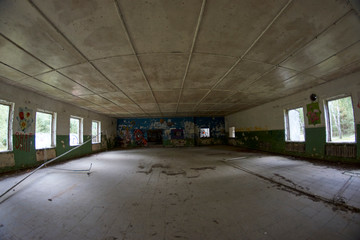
[325,144,356,158]
[285,142,305,152]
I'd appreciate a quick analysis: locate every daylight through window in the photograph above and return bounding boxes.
[229,127,235,138]
[285,107,305,142]
[325,96,355,143]
[200,128,210,138]
[92,120,101,143]
[0,103,11,151]
[70,117,83,146]
[35,111,55,149]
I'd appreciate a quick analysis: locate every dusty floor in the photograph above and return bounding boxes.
[0,146,360,240]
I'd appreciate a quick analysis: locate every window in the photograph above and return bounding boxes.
[0,101,13,152]
[284,107,305,142]
[200,128,210,138]
[35,111,56,149]
[70,116,83,146]
[92,120,101,143]
[229,127,235,138]
[325,96,355,143]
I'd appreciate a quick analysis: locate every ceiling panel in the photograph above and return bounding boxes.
[305,41,360,78]
[0,0,85,69]
[179,89,208,104]
[59,63,117,94]
[126,91,156,104]
[185,54,237,89]
[201,90,233,104]
[0,36,51,76]
[36,71,93,96]
[245,0,351,64]
[0,0,359,118]
[195,0,288,56]
[159,104,178,112]
[177,104,196,112]
[32,0,133,60]
[153,90,180,103]
[245,67,298,91]
[280,12,360,71]
[92,56,150,92]
[139,54,188,90]
[0,63,28,81]
[118,0,202,54]
[216,60,274,91]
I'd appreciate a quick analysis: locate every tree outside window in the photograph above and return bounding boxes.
[35,111,55,149]
[326,96,355,143]
[0,104,10,151]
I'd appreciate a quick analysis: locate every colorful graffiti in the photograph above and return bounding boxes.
[15,132,32,152]
[16,107,33,133]
[306,102,322,125]
[171,129,184,139]
[134,129,147,146]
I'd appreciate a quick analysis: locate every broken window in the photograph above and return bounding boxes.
[0,101,13,152]
[284,107,305,142]
[70,116,83,146]
[229,127,235,138]
[92,120,101,144]
[325,96,355,143]
[35,111,56,149]
[200,128,210,138]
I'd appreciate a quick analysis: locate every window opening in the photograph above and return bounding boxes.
[285,107,305,142]
[325,96,355,143]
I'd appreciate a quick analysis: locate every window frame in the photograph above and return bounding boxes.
[92,120,101,144]
[0,100,14,152]
[324,95,356,143]
[35,109,57,149]
[69,116,83,146]
[229,126,235,138]
[284,106,305,142]
[199,128,210,138]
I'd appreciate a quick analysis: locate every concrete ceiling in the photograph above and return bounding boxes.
[0,0,359,118]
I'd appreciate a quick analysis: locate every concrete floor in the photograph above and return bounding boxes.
[0,146,360,240]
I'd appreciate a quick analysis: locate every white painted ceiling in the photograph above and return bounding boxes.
[0,0,359,118]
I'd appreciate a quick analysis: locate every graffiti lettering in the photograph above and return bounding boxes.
[15,132,33,152]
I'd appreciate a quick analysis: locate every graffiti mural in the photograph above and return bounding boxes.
[171,129,184,139]
[14,132,32,152]
[15,107,34,152]
[134,129,147,146]
[306,102,322,125]
[16,107,33,133]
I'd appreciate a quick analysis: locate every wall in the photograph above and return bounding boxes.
[117,117,225,147]
[0,81,117,173]
[225,71,360,163]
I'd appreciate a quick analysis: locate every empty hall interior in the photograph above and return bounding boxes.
[1,0,360,239]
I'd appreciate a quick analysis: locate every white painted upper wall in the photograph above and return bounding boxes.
[225,71,360,131]
[0,81,117,137]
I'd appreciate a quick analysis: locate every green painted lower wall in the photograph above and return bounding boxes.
[0,134,113,173]
[228,124,360,163]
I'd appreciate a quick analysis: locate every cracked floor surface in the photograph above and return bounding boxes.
[0,146,360,240]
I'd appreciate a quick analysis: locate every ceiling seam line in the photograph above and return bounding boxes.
[193,0,294,111]
[28,0,141,116]
[0,33,54,71]
[175,0,207,115]
[277,9,354,66]
[283,39,360,79]
[245,9,355,89]
[114,0,162,117]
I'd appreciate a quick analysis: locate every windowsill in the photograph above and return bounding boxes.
[326,142,356,145]
[0,150,13,154]
[36,147,56,150]
[92,142,101,144]
[285,141,305,143]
